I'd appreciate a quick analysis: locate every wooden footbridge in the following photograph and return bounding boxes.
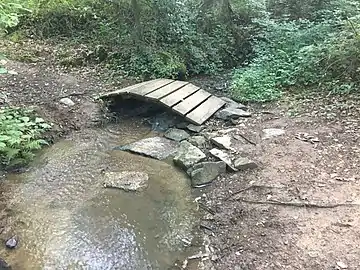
[99,79,226,125]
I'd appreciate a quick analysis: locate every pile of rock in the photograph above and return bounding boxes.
[114,97,260,188]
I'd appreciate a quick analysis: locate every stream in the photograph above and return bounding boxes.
[0,119,199,269]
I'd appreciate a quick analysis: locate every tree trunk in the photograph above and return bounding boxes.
[131,0,142,42]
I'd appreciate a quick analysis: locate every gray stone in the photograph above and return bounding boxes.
[5,236,17,249]
[165,128,190,142]
[215,107,251,120]
[188,161,226,187]
[103,171,149,191]
[176,122,189,129]
[209,148,237,172]
[220,97,247,110]
[173,141,206,170]
[59,97,75,106]
[118,137,179,160]
[262,128,285,139]
[188,136,207,148]
[211,135,233,150]
[234,157,258,170]
[0,258,11,269]
[187,124,204,133]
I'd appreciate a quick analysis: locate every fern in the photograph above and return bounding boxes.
[0,107,52,168]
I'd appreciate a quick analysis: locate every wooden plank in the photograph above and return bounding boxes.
[145,80,189,100]
[99,80,158,98]
[131,79,174,96]
[160,84,200,108]
[172,89,211,115]
[185,96,226,125]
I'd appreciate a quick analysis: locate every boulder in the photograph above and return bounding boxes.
[187,124,204,133]
[173,141,206,170]
[187,136,207,148]
[209,148,237,172]
[103,171,149,191]
[262,128,285,139]
[59,97,75,107]
[215,107,251,120]
[165,128,190,142]
[117,137,179,160]
[234,157,258,170]
[188,161,226,187]
[211,135,233,150]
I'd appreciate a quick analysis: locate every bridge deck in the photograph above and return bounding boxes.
[100,79,226,125]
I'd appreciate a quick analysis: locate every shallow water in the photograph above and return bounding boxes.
[1,120,198,269]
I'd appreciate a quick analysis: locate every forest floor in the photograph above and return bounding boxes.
[1,39,360,270]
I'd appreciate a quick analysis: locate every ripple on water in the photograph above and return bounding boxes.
[3,122,198,269]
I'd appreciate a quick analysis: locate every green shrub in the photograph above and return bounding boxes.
[231,2,360,102]
[0,107,52,168]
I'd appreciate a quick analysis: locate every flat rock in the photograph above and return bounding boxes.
[188,136,207,148]
[220,97,247,110]
[215,107,251,120]
[209,148,237,172]
[211,135,233,150]
[188,161,226,187]
[59,97,75,107]
[165,128,190,142]
[173,141,206,170]
[187,124,204,133]
[103,171,149,191]
[176,122,189,129]
[117,137,179,160]
[262,128,285,139]
[5,236,17,249]
[234,157,258,170]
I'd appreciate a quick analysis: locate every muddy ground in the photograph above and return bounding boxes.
[1,39,360,270]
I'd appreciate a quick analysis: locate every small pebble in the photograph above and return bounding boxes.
[5,236,18,249]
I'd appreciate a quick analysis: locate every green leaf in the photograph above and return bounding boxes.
[20,116,30,122]
[0,67,7,74]
[35,117,45,123]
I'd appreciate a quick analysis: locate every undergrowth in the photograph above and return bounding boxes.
[0,107,51,169]
[231,0,360,102]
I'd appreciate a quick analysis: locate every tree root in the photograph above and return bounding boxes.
[225,184,282,201]
[238,198,360,208]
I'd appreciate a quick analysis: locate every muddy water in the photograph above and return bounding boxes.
[1,120,198,269]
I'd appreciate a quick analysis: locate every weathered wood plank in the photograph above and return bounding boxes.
[99,80,158,98]
[145,80,189,100]
[160,84,200,108]
[185,96,226,125]
[131,79,174,96]
[172,89,211,115]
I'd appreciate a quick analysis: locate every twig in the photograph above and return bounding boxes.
[58,92,88,99]
[234,133,256,145]
[198,202,216,215]
[225,184,280,201]
[238,198,360,208]
[200,223,215,233]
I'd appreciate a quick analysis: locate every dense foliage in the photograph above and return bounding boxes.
[1,0,360,101]
[0,107,51,168]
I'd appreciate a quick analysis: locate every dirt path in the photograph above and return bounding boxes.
[202,94,360,270]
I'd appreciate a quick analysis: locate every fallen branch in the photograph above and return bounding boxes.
[225,184,281,201]
[238,198,360,208]
[234,133,256,145]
